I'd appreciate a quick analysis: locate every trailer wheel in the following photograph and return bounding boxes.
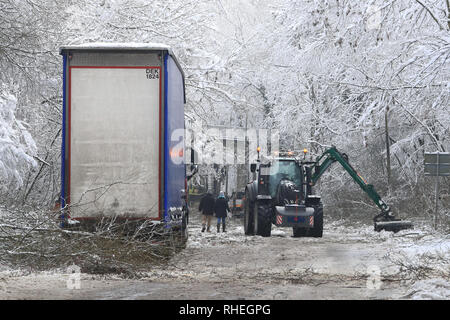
[255,203,272,237]
[310,206,323,238]
[181,211,189,240]
[244,191,255,235]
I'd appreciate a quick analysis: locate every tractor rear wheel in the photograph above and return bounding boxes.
[244,191,255,235]
[255,203,272,237]
[310,206,323,238]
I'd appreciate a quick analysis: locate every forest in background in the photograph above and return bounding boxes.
[0,0,449,228]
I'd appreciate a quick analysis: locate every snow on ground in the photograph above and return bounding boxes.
[187,216,449,256]
[0,213,448,299]
[404,279,450,300]
[182,215,449,299]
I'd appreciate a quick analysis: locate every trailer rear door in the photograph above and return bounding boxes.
[69,66,161,219]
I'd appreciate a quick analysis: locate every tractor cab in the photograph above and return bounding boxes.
[252,150,308,205]
[257,159,304,204]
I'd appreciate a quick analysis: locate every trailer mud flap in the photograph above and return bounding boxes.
[166,207,184,227]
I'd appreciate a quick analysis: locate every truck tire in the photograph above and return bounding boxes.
[310,206,323,238]
[244,191,255,235]
[181,212,189,240]
[255,203,272,237]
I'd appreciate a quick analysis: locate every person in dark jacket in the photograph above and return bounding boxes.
[214,191,230,232]
[199,191,215,232]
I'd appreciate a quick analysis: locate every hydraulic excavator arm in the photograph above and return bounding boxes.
[309,146,413,232]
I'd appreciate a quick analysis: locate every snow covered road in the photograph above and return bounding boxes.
[0,212,448,300]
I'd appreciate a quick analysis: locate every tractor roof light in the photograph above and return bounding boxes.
[256,146,261,161]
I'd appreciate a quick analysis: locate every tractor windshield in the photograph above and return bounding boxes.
[268,160,302,197]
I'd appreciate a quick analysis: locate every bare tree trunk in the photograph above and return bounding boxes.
[22,128,61,204]
[385,105,392,188]
[446,0,450,30]
[415,0,446,30]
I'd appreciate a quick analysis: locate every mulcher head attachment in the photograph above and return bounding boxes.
[374,209,414,233]
[374,220,414,233]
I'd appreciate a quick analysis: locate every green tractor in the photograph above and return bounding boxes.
[243,146,413,237]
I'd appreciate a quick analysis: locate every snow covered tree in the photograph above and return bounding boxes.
[255,0,449,218]
[0,89,37,192]
[0,0,447,223]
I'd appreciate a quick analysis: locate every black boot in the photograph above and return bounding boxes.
[222,222,226,232]
[201,224,205,233]
[217,224,221,233]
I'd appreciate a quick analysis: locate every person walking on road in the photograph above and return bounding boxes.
[199,191,215,232]
[215,191,230,233]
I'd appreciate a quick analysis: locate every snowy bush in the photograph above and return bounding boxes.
[0,89,37,192]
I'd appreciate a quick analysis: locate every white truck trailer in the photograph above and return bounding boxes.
[59,43,189,230]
